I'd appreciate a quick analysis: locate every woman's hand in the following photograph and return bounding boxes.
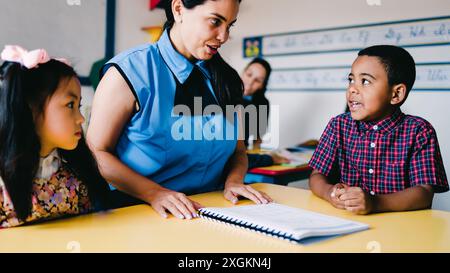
[224,181,273,205]
[146,188,203,219]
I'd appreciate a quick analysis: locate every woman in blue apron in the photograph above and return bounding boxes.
[87,0,272,219]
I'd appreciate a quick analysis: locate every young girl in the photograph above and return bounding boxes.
[0,45,110,228]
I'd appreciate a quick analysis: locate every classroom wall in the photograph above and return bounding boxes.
[82,0,450,211]
[219,0,450,211]
[81,0,165,128]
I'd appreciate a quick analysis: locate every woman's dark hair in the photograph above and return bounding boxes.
[163,0,244,108]
[0,60,110,221]
[244,57,272,101]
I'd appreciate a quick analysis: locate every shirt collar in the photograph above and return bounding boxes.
[356,108,404,134]
[37,149,63,180]
[40,149,61,162]
[157,29,211,84]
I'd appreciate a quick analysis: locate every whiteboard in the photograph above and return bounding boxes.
[268,63,450,91]
[244,16,450,92]
[262,16,450,56]
[0,0,115,85]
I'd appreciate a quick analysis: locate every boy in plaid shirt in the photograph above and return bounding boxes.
[309,45,448,214]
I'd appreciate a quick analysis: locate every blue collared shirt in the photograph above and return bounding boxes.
[102,29,237,194]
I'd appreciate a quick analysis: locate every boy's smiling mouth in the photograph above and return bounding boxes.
[349,100,363,111]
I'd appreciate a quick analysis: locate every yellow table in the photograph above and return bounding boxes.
[1,183,449,253]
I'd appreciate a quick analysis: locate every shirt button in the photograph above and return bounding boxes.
[370,142,376,148]
[373,125,378,130]
[370,190,375,196]
[369,168,374,174]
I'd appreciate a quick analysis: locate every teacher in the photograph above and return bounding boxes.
[87,0,272,219]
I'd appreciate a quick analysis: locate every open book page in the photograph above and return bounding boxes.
[199,203,369,241]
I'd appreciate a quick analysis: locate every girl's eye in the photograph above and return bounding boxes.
[362,79,370,85]
[67,102,74,109]
[348,78,354,84]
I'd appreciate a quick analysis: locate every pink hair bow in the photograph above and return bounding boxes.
[0,45,71,69]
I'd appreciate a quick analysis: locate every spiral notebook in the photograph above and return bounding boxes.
[198,203,369,244]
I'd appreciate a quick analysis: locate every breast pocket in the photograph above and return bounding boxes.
[340,150,361,187]
[381,160,407,193]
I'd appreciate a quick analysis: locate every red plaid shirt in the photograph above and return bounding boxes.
[309,109,448,195]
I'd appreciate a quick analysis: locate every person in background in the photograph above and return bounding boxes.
[240,58,289,169]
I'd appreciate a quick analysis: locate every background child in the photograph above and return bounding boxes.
[241,58,289,168]
[0,45,110,228]
[308,45,448,214]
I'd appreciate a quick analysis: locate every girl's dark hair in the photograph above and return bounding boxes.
[0,60,110,221]
[163,0,244,108]
[244,57,272,101]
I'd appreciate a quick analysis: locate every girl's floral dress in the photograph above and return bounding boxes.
[0,150,91,228]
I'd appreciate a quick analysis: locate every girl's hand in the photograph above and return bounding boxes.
[223,181,273,205]
[146,188,203,219]
[339,187,375,215]
[326,183,348,209]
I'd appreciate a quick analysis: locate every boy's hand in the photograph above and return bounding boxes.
[326,183,348,209]
[339,187,375,215]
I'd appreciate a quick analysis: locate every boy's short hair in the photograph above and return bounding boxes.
[358,45,416,102]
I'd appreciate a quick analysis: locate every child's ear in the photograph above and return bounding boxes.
[390,83,407,106]
[172,0,184,24]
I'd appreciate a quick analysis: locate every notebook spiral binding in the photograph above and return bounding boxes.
[198,208,299,243]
